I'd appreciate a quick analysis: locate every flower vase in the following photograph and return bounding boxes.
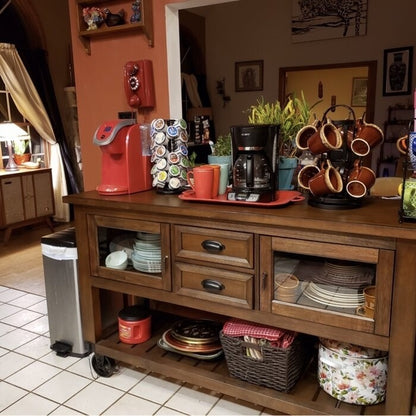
[278,157,297,190]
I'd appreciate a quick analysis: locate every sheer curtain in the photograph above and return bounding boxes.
[0,43,69,222]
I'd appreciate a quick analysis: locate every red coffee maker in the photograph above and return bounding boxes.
[94,119,152,195]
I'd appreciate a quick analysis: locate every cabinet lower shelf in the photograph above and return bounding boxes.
[93,316,385,415]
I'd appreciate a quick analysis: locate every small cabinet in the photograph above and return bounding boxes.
[259,234,394,337]
[87,214,171,290]
[76,0,154,54]
[0,169,54,242]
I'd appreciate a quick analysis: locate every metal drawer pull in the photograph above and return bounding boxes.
[201,279,225,291]
[201,240,225,252]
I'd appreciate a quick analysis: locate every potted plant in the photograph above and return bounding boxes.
[13,139,31,165]
[247,92,317,189]
[208,133,232,168]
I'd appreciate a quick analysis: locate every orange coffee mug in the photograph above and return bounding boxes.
[187,166,214,199]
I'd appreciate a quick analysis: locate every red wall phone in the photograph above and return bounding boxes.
[123,60,155,109]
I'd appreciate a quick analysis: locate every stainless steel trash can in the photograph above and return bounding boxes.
[41,227,90,357]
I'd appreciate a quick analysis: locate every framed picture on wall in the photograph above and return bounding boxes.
[235,60,263,92]
[351,77,368,107]
[383,46,413,96]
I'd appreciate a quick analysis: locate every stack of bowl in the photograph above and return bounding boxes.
[274,273,300,303]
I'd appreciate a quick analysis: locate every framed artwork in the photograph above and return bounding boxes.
[383,46,413,96]
[291,0,368,43]
[235,60,263,92]
[351,77,368,107]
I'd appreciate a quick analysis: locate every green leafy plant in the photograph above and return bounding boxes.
[13,139,29,155]
[247,92,319,157]
[211,133,232,156]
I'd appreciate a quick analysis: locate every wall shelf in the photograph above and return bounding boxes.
[76,0,154,54]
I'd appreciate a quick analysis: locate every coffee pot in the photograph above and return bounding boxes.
[229,124,279,202]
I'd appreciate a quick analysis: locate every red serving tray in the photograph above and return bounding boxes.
[178,189,305,207]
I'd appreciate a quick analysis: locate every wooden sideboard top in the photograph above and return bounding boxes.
[0,168,51,177]
[64,190,416,241]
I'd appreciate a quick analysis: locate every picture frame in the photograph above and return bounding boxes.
[235,60,263,92]
[383,46,413,96]
[351,77,368,107]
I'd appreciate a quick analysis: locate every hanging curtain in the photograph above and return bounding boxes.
[0,42,69,222]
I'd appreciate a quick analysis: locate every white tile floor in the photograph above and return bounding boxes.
[0,285,272,415]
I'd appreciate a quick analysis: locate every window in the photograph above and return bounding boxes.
[0,77,45,164]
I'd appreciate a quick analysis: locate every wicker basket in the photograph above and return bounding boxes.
[220,331,311,392]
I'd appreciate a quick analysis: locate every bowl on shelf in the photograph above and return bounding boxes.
[105,250,128,270]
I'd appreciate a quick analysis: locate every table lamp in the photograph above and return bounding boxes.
[0,122,29,171]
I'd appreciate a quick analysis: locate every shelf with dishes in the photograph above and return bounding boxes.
[76,0,154,54]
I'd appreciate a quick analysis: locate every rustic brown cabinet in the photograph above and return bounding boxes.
[0,169,54,242]
[76,0,154,54]
[65,190,416,415]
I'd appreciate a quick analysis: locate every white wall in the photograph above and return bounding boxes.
[199,0,415,136]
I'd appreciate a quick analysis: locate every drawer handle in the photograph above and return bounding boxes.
[201,279,225,292]
[201,240,225,253]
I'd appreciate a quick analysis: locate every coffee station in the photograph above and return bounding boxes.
[63,97,416,415]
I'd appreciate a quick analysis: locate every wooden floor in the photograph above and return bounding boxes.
[0,222,72,296]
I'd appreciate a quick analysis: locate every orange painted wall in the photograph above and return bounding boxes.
[68,0,181,191]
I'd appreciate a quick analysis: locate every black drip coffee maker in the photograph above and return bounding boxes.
[228,125,279,202]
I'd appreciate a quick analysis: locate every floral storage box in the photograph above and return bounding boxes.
[318,338,388,405]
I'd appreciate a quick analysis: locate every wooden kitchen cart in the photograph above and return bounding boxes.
[64,190,416,415]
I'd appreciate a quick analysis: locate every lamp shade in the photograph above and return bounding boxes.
[0,122,29,171]
[0,122,29,141]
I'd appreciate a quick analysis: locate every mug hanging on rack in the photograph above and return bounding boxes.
[296,105,380,210]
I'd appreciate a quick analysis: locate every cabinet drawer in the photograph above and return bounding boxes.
[173,225,253,269]
[174,262,253,308]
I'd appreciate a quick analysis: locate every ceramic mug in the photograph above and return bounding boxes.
[217,163,230,195]
[346,161,376,198]
[297,164,320,190]
[295,122,319,151]
[206,164,220,197]
[308,120,342,155]
[187,165,214,199]
[355,121,384,149]
[308,160,343,196]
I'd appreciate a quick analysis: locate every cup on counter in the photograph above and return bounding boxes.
[187,165,214,199]
[207,164,220,197]
[346,160,376,199]
[308,160,343,196]
[216,163,230,195]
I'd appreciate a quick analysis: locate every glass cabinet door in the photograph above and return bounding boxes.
[88,214,171,290]
[259,236,394,336]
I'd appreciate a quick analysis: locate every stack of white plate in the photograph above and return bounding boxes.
[303,282,364,308]
[131,232,162,273]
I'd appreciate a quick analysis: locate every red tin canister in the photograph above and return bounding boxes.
[118,305,151,344]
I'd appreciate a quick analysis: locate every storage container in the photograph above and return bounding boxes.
[318,338,388,405]
[220,330,311,392]
[118,305,151,344]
